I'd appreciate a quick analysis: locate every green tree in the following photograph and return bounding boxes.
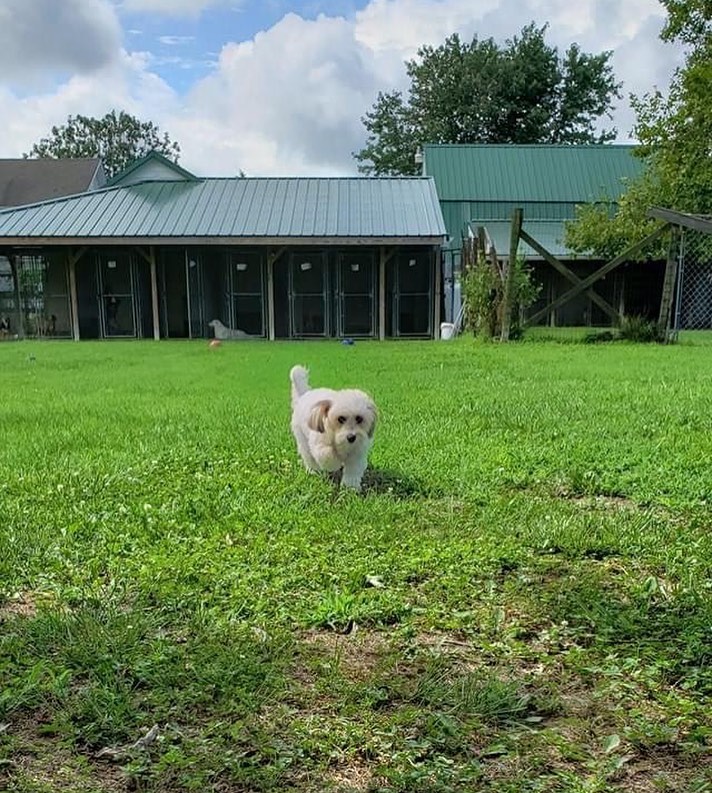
[565,1,712,259]
[25,110,181,178]
[354,24,621,175]
[660,0,711,44]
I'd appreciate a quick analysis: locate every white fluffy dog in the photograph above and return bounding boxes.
[290,365,376,491]
[208,319,252,340]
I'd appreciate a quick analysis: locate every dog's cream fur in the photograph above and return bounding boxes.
[290,365,376,491]
[208,319,252,340]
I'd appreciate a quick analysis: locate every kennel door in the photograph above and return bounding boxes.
[338,252,376,337]
[229,252,265,336]
[289,252,328,337]
[186,252,205,339]
[394,250,432,337]
[97,252,137,338]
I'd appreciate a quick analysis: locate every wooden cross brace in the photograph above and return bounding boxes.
[525,223,670,327]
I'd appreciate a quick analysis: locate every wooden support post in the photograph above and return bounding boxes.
[614,269,625,317]
[266,248,284,341]
[378,247,387,341]
[527,223,671,327]
[67,249,88,342]
[657,226,679,340]
[433,248,441,339]
[184,251,192,339]
[477,227,487,262]
[501,208,523,341]
[267,259,275,341]
[149,247,160,340]
[10,257,24,339]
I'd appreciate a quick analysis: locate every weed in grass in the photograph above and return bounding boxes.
[617,314,666,343]
[410,657,533,725]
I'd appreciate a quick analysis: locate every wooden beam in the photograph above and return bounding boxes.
[0,235,447,247]
[526,223,670,327]
[266,260,275,341]
[519,229,620,323]
[9,257,24,339]
[381,247,398,265]
[378,247,387,340]
[184,251,193,339]
[134,247,152,265]
[267,247,286,266]
[266,249,282,341]
[377,247,398,340]
[477,226,487,261]
[433,248,441,339]
[615,269,625,317]
[501,208,523,341]
[149,247,160,340]
[68,252,81,341]
[649,207,712,235]
[657,226,680,339]
[68,247,88,267]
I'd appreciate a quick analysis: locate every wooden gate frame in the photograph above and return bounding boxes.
[509,208,671,328]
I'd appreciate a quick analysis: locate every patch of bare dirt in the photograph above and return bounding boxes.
[0,592,38,620]
[2,712,128,792]
[328,760,375,792]
[612,750,712,792]
[554,489,639,511]
[299,628,393,684]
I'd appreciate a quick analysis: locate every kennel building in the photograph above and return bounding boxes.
[0,165,447,340]
[426,144,666,327]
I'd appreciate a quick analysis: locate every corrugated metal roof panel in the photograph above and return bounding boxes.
[483,220,572,259]
[0,177,447,240]
[423,144,643,203]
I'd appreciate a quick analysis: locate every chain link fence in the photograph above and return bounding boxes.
[674,226,712,331]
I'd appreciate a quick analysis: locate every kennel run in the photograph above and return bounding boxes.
[0,175,447,341]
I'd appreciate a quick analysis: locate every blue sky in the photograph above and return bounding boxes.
[0,0,685,176]
[119,1,351,90]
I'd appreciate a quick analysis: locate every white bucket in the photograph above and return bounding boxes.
[440,322,455,340]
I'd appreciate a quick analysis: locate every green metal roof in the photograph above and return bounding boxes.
[423,144,643,204]
[106,151,199,187]
[481,220,572,259]
[0,177,446,243]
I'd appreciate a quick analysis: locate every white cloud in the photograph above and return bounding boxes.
[0,0,122,83]
[355,0,499,56]
[0,0,688,175]
[170,12,390,175]
[158,35,196,45]
[0,51,179,158]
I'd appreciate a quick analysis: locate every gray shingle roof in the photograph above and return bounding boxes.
[0,158,105,207]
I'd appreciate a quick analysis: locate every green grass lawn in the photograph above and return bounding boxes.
[1,338,711,792]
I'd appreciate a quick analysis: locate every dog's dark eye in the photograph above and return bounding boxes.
[355,416,363,424]
[337,416,346,424]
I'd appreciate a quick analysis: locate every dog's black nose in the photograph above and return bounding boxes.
[347,433,356,443]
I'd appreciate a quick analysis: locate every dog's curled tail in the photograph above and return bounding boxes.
[290,365,310,405]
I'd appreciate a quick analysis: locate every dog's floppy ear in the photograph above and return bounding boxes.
[308,400,332,433]
[367,401,378,438]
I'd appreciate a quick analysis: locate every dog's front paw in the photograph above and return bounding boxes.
[340,475,363,491]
